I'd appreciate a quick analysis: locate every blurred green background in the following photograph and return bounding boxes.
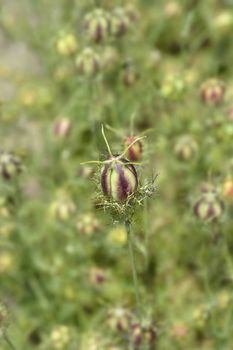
[0,0,233,349]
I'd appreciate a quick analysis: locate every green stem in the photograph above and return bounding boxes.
[125,220,142,322]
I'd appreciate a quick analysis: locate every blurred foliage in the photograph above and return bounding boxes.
[0,0,233,349]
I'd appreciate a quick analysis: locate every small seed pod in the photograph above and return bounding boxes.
[76,213,100,235]
[194,187,224,222]
[53,118,71,139]
[108,307,131,332]
[174,135,198,161]
[101,156,138,202]
[110,7,130,37]
[124,136,143,162]
[125,4,140,23]
[89,267,107,286]
[122,62,139,86]
[130,320,157,349]
[75,48,100,76]
[200,79,225,105]
[84,9,110,43]
[0,152,22,180]
[50,198,75,221]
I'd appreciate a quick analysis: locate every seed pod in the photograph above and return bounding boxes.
[108,307,131,332]
[110,7,130,37]
[124,136,143,162]
[122,62,139,86]
[84,9,110,43]
[174,135,198,161]
[53,118,71,139]
[130,320,157,349]
[76,213,100,235]
[89,267,107,285]
[76,48,100,76]
[0,152,22,180]
[101,156,138,202]
[200,79,225,105]
[194,188,224,222]
[50,198,75,221]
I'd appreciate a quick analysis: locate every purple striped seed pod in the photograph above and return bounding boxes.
[194,192,224,222]
[101,156,138,202]
[0,152,22,180]
[84,9,110,43]
[131,321,157,349]
[200,79,225,105]
[124,136,143,162]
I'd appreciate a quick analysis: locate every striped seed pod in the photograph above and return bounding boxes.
[174,135,198,161]
[101,156,138,202]
[124,136,143,162]
[0,152,22,180]
[200,79,225,105]
[130,321,157,349]
[76,48,100,76]
[110,7,130,37]
[84,9,110,43]
[194,189,224,222]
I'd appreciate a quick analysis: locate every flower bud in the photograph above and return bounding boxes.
[50,325,70,349]
[200,79,225,105]
[0,152,22,180]
[194,185,224,222]
[110,7,130,37]
[222,177,233,198]
[76,212,100,235]
[84,9,110,43]
[76,48,100,76]
[160,74,185,100]
[130,320,157,349]
[124,136,143,162]
[53,118,71,139]
[101,156,138,202]
[55,32,77,56]
[108,307,131,332]
[174,135,198,161]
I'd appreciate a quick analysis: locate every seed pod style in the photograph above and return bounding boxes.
[200,79,225,105]
[194,188,224,222]
[110,7,130,37]
[84,9,110,43]
[75,48,100,76]
[174,135,198,161]
[0,152,22,180]
[101,156,138,202]
[124,136,143,162]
